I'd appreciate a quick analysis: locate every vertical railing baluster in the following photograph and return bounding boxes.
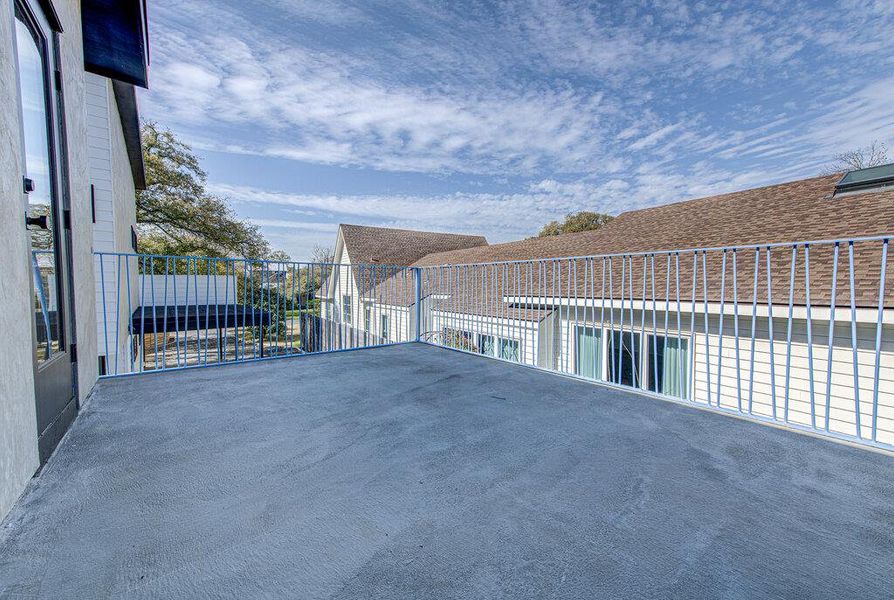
[675,253,683,399]
[114,254,122,375]
[660,254,668,394]
[689,252,698,401]
[640,256,647,386]
[824,242,839,431]
[600,257,606,381]
[162,257,170,369]
[628,255,637,387]
[124,255,133,373]
[732,249,742,412]
[222,260,230,361]
[716,249,727,408]
[805,244,816,427]
[702,251,711,406]
[140,255,147,373]
[174,258,181,366]
[575,258,581,372]
[150,256,158,370]
[766,246,777,420]
[617,256,625,385]
[184,257,191,365]
[872,239,888,441]
[784,245,797,423]
[748,248,759,414]
[99,253,110,374]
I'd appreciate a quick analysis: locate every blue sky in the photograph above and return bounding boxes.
[141,0,894,260]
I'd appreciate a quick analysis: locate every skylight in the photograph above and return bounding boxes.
[834,162,894,194]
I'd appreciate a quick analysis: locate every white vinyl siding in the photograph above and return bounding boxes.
[692,315,894,444]
[554,306,894,445]
[88,73,138,374]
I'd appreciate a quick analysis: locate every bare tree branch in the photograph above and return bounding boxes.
[822,140,890,174]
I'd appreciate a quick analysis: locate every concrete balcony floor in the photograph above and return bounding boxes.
[1,343,893,599]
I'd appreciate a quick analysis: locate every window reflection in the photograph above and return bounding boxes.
[16,10,62,363]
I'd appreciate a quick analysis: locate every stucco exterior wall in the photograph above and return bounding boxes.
[0,0,40,522]
[2,0,108,521]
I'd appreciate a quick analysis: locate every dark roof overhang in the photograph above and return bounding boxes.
[82,0,149,88]
[111,81,146,190]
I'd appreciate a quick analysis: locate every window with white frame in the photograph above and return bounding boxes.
[342,294,352,324]
[443,328,474,351]
[477,333,518,362]
[477,334,495,356]
[364,307,371,331]
[380,314,390,341]
[498,338,520,361]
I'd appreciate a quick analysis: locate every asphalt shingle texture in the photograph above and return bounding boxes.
[1,344,893,599]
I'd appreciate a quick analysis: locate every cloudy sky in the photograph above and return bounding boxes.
[141,0,894,259]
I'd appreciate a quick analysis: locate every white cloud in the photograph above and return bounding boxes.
[145,0,894,181]
[148,33,615,175]
[214,162,783,259]
[247,218,339,232]
[142,0,894,259]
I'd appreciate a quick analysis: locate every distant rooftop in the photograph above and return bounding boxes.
[339,223,487,266]
[413,172,894,267]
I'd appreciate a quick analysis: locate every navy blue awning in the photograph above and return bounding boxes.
[82,0,149,88]
[130,305,273,335]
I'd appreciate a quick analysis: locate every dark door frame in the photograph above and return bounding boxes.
[15,0,79,463]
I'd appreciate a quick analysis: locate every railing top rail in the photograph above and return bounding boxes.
[416,234,893,269]
[95,234,893,271]
[92,251,416,270]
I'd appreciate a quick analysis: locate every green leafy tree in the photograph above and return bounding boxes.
[137,122,283,259]
[537,211,614,237]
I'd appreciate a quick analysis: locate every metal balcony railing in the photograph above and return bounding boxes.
[93,253,414,377]
[95,234,894,450]
[417,235,894,450]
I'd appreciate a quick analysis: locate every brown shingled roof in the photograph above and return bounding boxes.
[340,224,487,267]
[413,173,894,267]
[404,173,894,309]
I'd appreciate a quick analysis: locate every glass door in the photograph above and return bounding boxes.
[15,0,75,461]
[608,330,641,388]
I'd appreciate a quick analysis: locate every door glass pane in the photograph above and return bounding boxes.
[648,335,689,398]
[15,11,62,364]
[575,326,602,380]
[608,330,641,388]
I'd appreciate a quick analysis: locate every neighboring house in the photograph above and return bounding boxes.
[324,170,894,444]
[2,0,148,520]
[318,224,487,348]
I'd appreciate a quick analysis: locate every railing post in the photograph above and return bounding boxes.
[414,267,423,342]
